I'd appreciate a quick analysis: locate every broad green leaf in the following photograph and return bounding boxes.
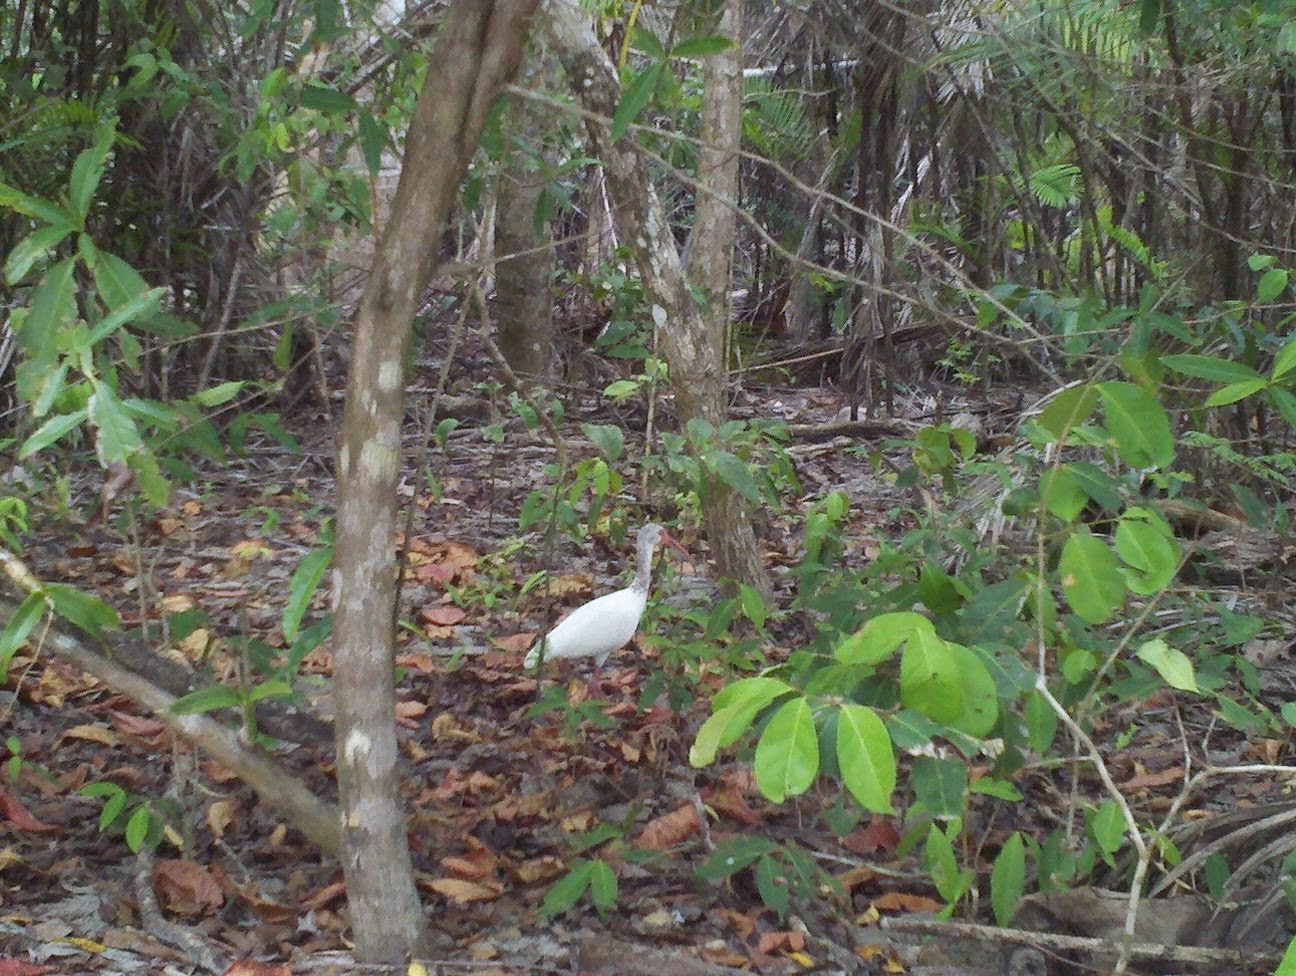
[991,833,1026,925]
[301,82,356,113]
[690,696,770,767]
[125,807,152,851]
[1089,801,1125,856]
[5,224,73,283]
[87,286,165,345]
[1039,466,1087,521]
[581,423,624,461]
[69,123,116,220]
[191,380,245,408]
[671,35,735,58]
[1271,387,1296,430]
[947,643,999,737]
[89,383,144,464]
[171,684,243,714]
[1139,0,1161,34]
[19,408,88,458]
[1038,385,1098,441]
[610,63,662,143]
[1098,381,1174,468]
[283,546,332,643]
[1114,515,1180,595]
[712,675,795,712]
[1136,638,1198,692]
[629,25,666,58]
[1064,461,1123,512]
[23,258,78,350]
[1059,530,1125,623]
[0,592,47,682]
[358,109,387,176]
[836,704,895,813]
[1161,354,1262,383]
[588,859,618,912]
[755,855,789,917]
[754,697,819,803]
[93,250,150,309]
[45,583,120,635]
[540,860,592,919]
[835,611,933,665]
[899,630,962,724]
[1024,690,1057,752]
[246,678,293,704]
[1257,267,1290,303]
[705,450,762,503]
[1273,338,1296,381]
[0,182,76,229]
[1205,378,1267,407]
[738,583,768,629]
[1275,935,1296,976]
[924,824,972,903]
[696,837,778,880]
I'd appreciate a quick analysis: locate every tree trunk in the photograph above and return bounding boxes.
[331,2,538,962]
[545,0,770,596]
[496,49,559,378]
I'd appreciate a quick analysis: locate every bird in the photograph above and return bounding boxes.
[524,523,687,670]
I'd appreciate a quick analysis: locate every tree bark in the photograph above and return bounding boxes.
[545,0,770,596]
[331,2,538,962]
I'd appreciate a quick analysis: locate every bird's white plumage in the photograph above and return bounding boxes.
[525,523,682,669]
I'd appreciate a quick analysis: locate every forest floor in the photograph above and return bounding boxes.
[2,345,1292,976]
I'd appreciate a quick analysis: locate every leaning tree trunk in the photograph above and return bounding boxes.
[331,2,539,963]
[545,0,770,596]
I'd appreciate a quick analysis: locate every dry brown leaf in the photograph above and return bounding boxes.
[59,724,123,747]
[207,800,236,839]
[152,858,224,916]
[703,782,760,826]
[635,803,700,850]
[108,711,167,738]
[427,877,503,903]
[871,891,942,914]
[493,632,535,654]
[542,572,593,597]
[160,593,193,612]
[419,605,467,627]
[1121,766,1185,791]
[0,790,58,833]
[0,846,26,871]
[396,700,428,719]
[219,961,291,976]
[510,855,565,884]
[843,817,902,855]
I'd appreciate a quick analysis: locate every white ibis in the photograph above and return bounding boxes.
[524,523,687,670]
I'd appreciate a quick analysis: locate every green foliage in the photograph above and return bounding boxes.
[77,781,176,852]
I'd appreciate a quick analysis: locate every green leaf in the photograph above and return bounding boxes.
[1037,384,1098,441]
[581,423,624,461]
[69,122,116,220]
[899,630,962,724]
[1138,0,1161,34]
[23,258,78,348]
[754,697,819,803]
[93,250,150,310]
[671,35,735,58]
[282,546,332,643]
[171,684,244,714]
[705,450,762,503]
[0,182,76,229]
[0,592,47,683]
[1098,381,1174,468]
[541,860,593,919]
[246,678,294,704]
[1276,935,1296,976]
[45,583,119,635]
[755,854,790,917]
[1273,338,1296,381]
[5,224,73,283]
[1136,638,1198,693]
[1257,268,1290,303]
[1059,530,1125,624]
[19,408,88,458]
[89,383,144,465]
[1271,387,1296,430]
[610,63,662,143]
[1205,378,1268,406]
[912,756,968,819]
[924,824,972,903]
[835,611,933,665]
[1024,690,1057,753]
[125,806,152,851]
[1040,466,1088,521]
[947,643,999,737]
[836,704,895,814]
[1161,354,1261,383]
[1089,801,1125,855]
[697,837,778,880]
[629,25,666,58]
[990,832,1026,925]
[588,859,618,912]
[358,110,387,176]
[191,380,245,408]
[1114,512,1180,594]
[301,82,356,113]
[86,286,165,345]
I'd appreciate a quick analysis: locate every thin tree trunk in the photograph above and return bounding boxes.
[545,0,770,596]
[331,2,538,962]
